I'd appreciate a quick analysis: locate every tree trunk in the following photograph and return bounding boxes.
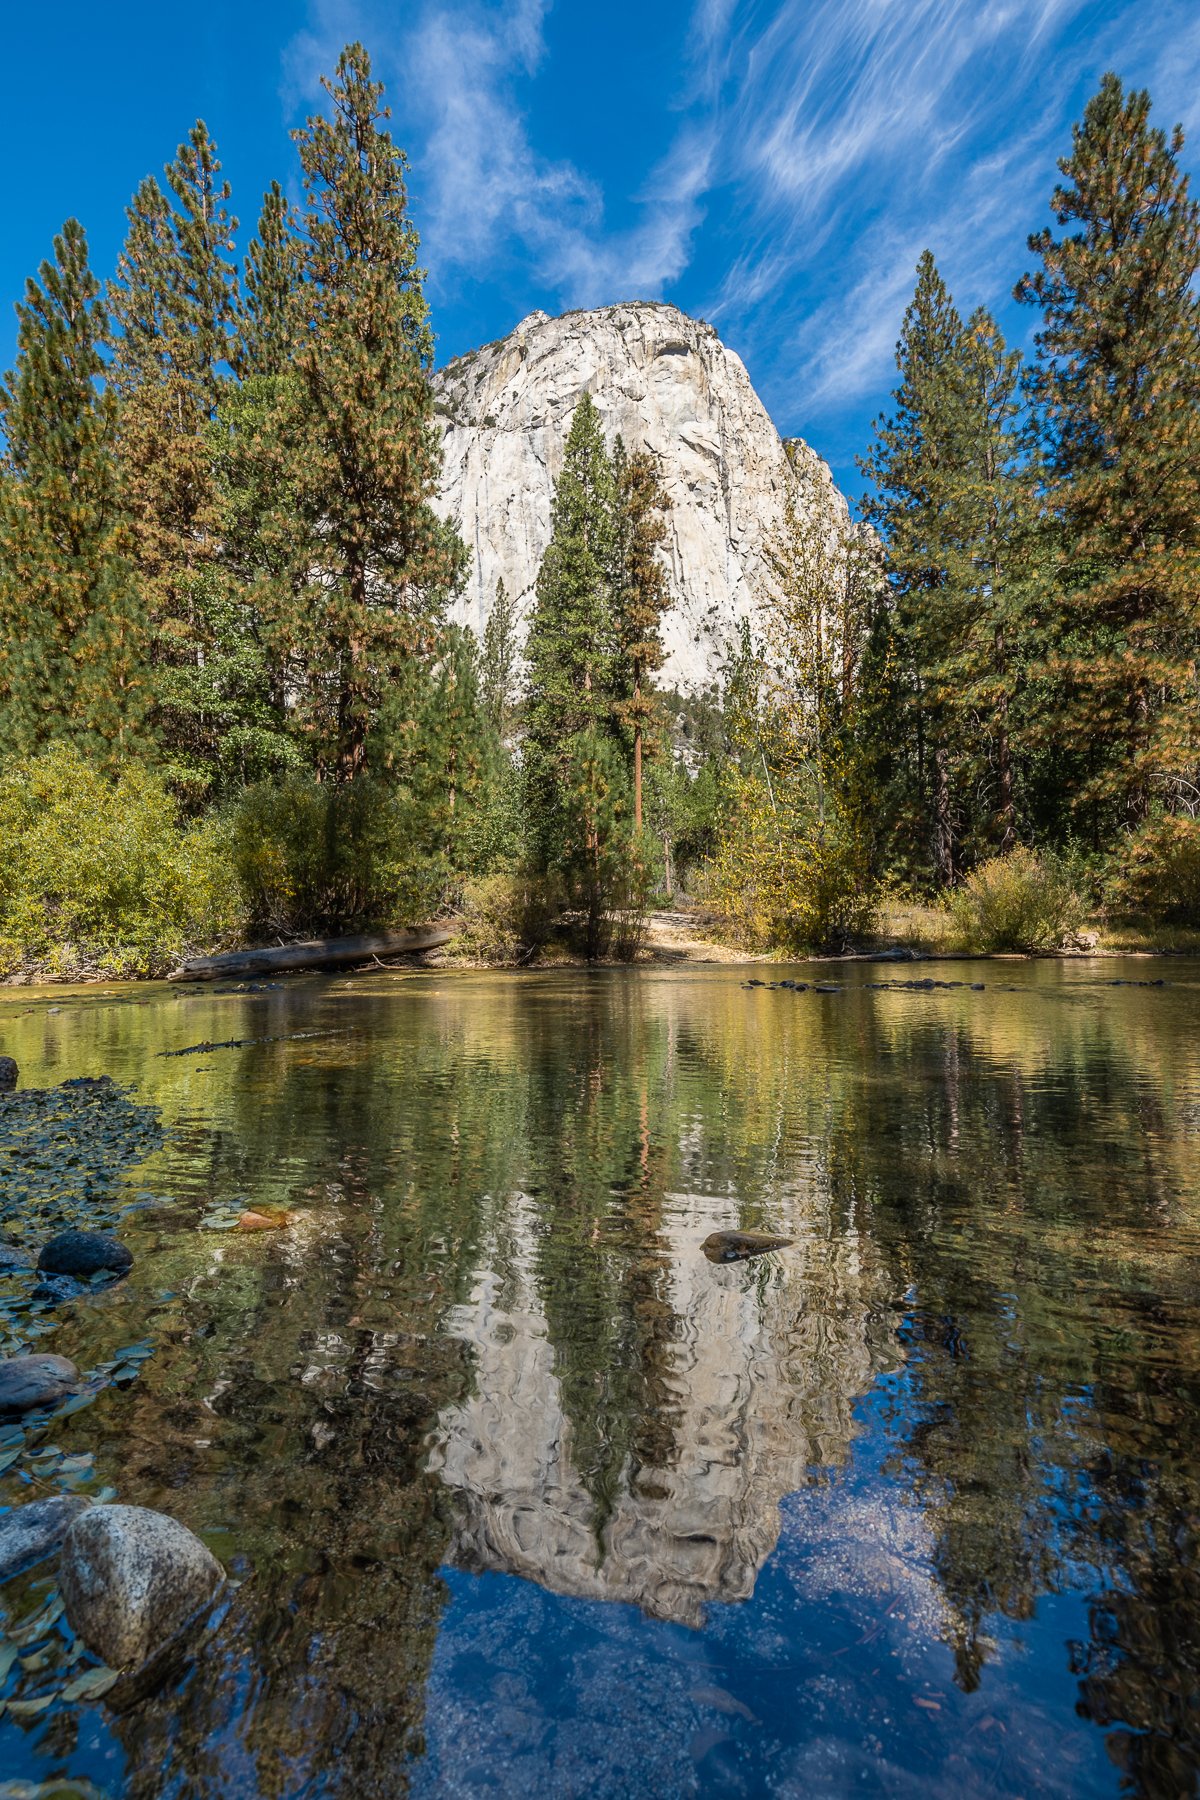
[932,743,954,888]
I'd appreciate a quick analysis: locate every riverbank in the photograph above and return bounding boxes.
[2,905,1197,987]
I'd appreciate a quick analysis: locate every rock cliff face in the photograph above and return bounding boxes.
[432,302,849,691]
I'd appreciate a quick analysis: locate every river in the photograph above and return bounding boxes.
[0,958,1198,1797]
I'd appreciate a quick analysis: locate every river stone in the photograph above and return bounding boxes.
[702,1230,793,1264]
[0,1055,17,1092]
[0,1242,35,1273]
[60,1505,225,1671]
[0,1352,81,1412]
[0,1495,91,1581]
[38,1230,133,1279]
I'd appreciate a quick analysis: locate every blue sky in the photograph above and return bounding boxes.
[3,0,1199,494]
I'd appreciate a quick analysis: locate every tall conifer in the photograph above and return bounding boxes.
[109,123,239,784]
[860,252,966,885]
[278,42,465,782]
[612,445,672,831]
[0,221,146,759]
[1016,73,1200,832]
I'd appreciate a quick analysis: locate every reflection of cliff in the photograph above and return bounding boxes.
[429,1189,889,1626]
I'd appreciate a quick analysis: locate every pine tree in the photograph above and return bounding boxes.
[523,393,619,862]
[109,122,239,787]
[0,220,147,760]
[276,41,466,782]
[934,308,1036,855]
[1016,73,1200,834]
[524,393,642,954]
[234,180,301,378]
[612,443,672,831]
[480,577,520,739]
[860,252,968,886]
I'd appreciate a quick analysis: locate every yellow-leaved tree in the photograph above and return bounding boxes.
[709,470,882,952]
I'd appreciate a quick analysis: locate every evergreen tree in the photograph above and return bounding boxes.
[860,252,969,886]
[934,307,1036,855]
[524,393,637,954]
[1016,73,1200,834]
[109,122,239,787]
[234,180,301,378]
[275,41,466,782]
[523,393,619,855]
[480,577,520,739]
[0,220,146,760]
[612,443,672,831]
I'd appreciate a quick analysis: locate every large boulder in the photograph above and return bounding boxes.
[0,1496,91,1581]
[0,1352,80,1413]
[60,1505,225,1670]
[0,1056,17,1093]
[38,1230,133,1279]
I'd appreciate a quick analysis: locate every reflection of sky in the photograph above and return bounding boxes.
[418,1383,1114,1798]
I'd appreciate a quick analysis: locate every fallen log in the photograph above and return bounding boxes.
[168,925,456,983]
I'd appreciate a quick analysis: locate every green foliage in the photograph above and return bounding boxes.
[453,869,564,964]
[947,848,1087,952]
[1111,816,1200,925]
[0,746,242,976]
[228,773,448,939]
[0,220,147,763]
[1016,74,1200,831]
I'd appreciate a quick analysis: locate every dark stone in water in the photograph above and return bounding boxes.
[31,1273,85,1305]
[0,1495,91,1581]
[0,1242,35,1273]
[702,1230,793,1263]
[38,1230,133,1278]
[0,1352,80,1413]
[0,1056,17,1093]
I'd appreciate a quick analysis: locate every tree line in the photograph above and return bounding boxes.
[0,58,1196,972]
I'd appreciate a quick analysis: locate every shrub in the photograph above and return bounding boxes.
[947,848,1087,952]
[228,774,446,938]
[706,780,877,953]
[0,745,243,977]
[1110,815,1200,925]
[453,869,564,964]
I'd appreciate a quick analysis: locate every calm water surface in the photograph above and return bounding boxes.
[1,958,1199,1798]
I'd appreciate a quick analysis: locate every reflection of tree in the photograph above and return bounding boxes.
[6,969,1200,1790]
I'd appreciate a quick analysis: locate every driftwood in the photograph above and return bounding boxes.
[168,926,455,983]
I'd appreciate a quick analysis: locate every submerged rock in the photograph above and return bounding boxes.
[0,1242,35,1272]
[0,1055,17,1093]
[236,1209,291,1231]
[702,1230,793,1264]
[38,1230,133,1279]
[0,1495,91,1581]
[60,1504,225,1670]
[0,1351,80,1412]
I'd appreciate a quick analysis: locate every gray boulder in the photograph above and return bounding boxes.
[60,1505,224,1670]
[0,1352,80,1413]
[0,1055,16,1093]
[0,1495,91,1581]
[38,1230,133,1279]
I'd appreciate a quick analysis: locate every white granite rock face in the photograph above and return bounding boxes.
[432,302,850,692]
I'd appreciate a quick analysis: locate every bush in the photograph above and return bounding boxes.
[1111,815,1200,925]
[228,774,447,938]
[947,848,1087,952]
[453,869,564,964]
[0,745,242,977]
[706,782,877,953]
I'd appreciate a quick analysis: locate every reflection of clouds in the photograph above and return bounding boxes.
[428,1190,890,1625]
